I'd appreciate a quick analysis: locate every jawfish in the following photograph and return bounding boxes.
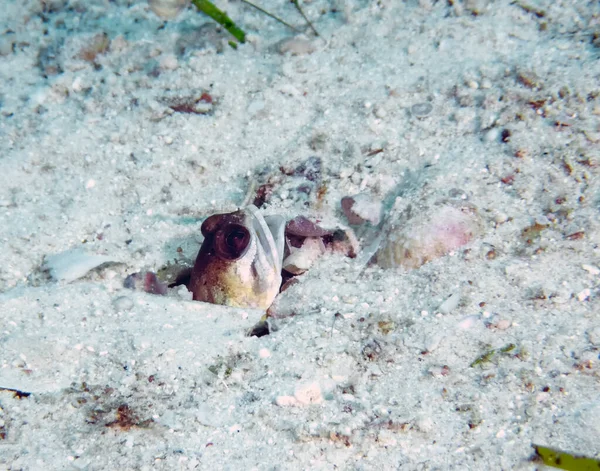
[188,205,285,310]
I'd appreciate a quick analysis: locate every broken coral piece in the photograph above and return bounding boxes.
[341,193,383,226]
[282,237,326,275]
[377,203,482,270]
[285,215,333,238]
[123,272,168,295]
[148,0,189,19]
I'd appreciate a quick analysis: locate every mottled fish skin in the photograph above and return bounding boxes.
[189,206,285,310]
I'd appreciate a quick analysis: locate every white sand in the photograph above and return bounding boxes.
[1,0,599,468]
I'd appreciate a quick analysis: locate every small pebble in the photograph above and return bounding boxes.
[411,102,433,118]
[457,315,479,330]
[588,327,600,346]
[424,334,444,353]
[374,106,387,118]
[484,128,500,143]
[494,212,508,224]
[577,289,591,302]
[159,54,179,71]
[247,100,265,116]
[438,291,461,314]
[429,365,451,378]
[72,76,84,92]
[0,37,13,56]
[582,264,600,276]
[496,319,511,330]
[282,237,325,275]
[228,424,241,434]
[294,382,323,405]
[258,348,271,359]
[277,37,316,55]
[148,0,188,19]
[275,395,298,407]
[525,406,536,417]
[416,416,434,433]
[176,285,192,300]
[341,194,383,226]
[112,296,134,312]
[535,215,551,226]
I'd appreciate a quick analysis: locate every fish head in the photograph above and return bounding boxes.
[189,205,285,309]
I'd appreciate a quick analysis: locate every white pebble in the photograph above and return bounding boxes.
[377,430,397,446]
[496,319,511,330]
[429,365,450,378]
[374,106,387,118]
[277,37,316,55]
[282,237,324,275]
[275,395,298,407]
[342,193,383,226]
[411,102,433,118]
[148,0,188,19]
[483,128,500,142]
[457,315,479,330]
[294,382,323,405]
[228,424,241,434]
[177,285,192,300]
[535,215,551,226]
[588,327,600,346]
[247,100,265,116]
[368,364,383,376]
[438,291,461,314]
[159,54,178,71]
[258,348,271,359]
[112,296,134,312]
[278,84,301,97]
[72,76,84,92]
[582,264,600,276]
[494,212,508,224]
[416,416,434,432]
[0,37,12,56]
[577,289,591,302]
[424,334,444,353]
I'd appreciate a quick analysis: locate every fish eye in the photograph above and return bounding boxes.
[215,224,251,260]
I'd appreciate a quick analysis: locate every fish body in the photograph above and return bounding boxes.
[189,206,285,309]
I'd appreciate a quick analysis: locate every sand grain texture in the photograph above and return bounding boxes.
[1,0,599,468]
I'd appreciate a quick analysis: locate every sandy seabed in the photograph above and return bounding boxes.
[1,0,599,469]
